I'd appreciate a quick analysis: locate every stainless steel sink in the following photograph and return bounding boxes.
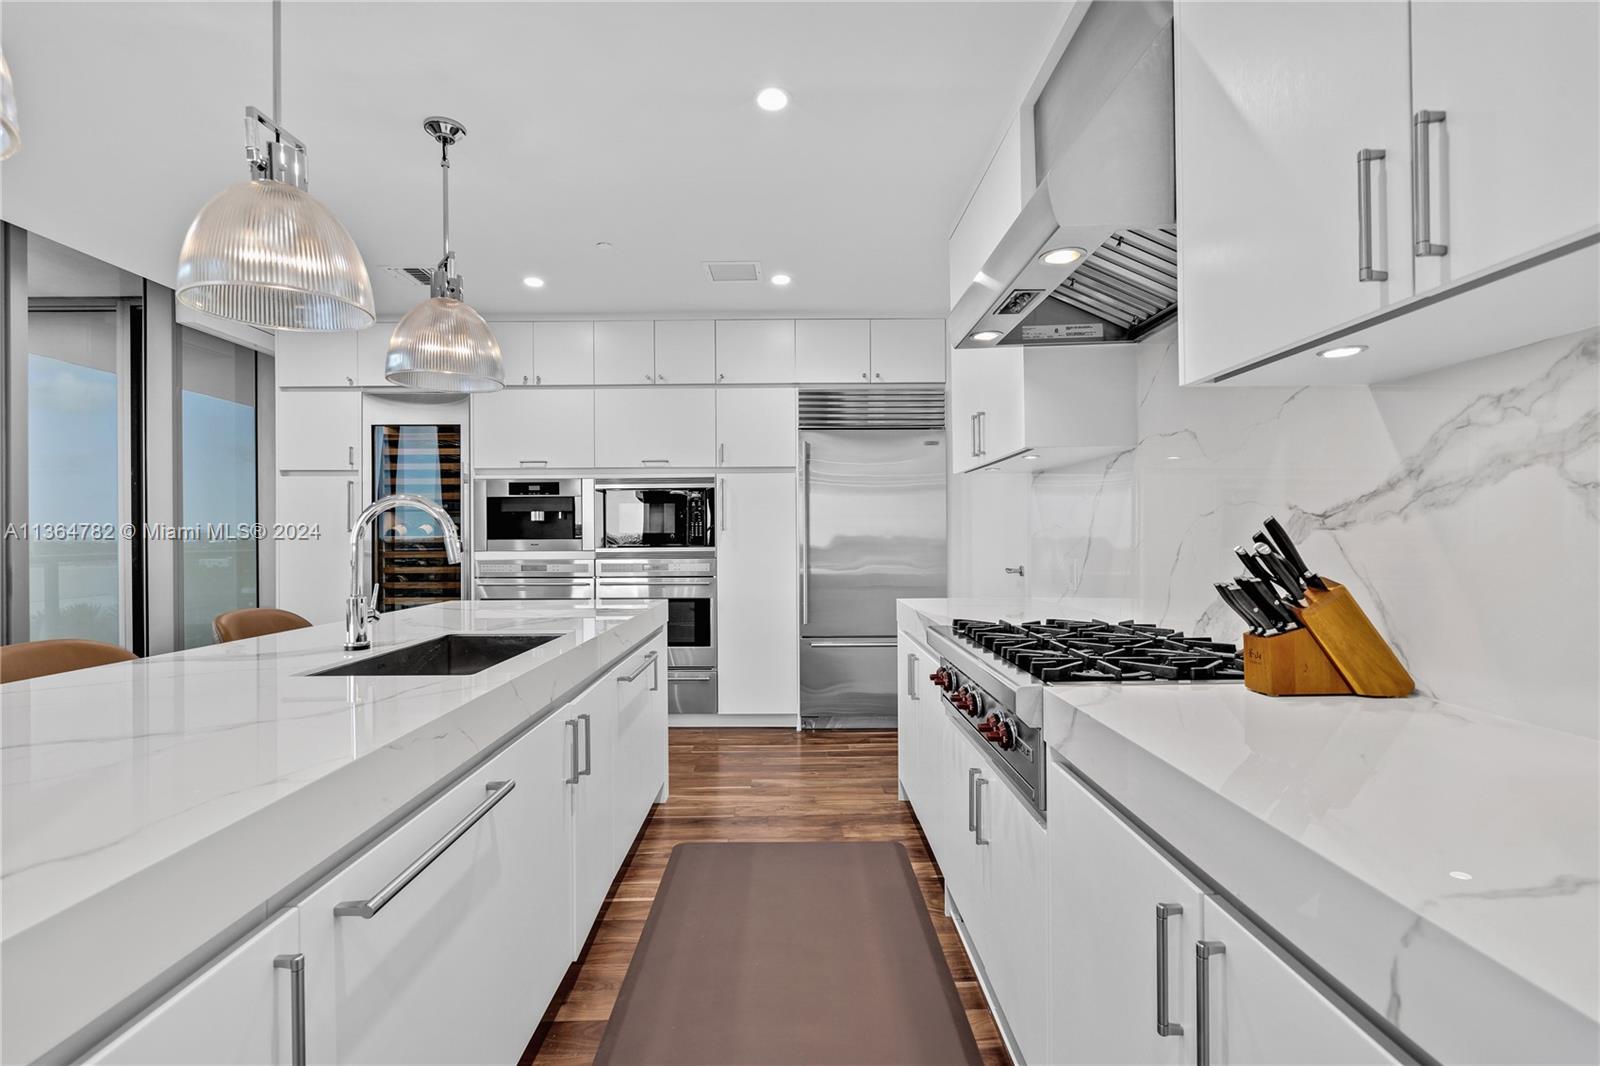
[309,634,559,677]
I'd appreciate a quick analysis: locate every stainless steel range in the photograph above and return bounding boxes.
[926,618,1245,817]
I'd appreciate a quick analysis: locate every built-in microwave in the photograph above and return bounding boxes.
[595,481,715,552]
[474,478,594,553]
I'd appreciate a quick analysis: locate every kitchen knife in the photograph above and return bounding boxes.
[1263,515,1326,589]
[1214,583,1264,634]
[1226,581,1280,634]
[1238,577,1299,631]
[1234,545,1277,588]
[1252,543,1307,605]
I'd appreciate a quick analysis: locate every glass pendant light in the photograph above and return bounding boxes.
[384,117,504,393]
[0,50,20,160]
[174,1,374,330]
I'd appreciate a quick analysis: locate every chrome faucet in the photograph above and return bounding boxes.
[346,493,463,650]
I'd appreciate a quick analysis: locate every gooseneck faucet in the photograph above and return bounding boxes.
[346,493,463,650]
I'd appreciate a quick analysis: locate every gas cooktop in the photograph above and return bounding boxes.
[949,618,1245,683]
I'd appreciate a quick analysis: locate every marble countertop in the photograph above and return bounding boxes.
[1,600,665,1065]
[899,598,1599,1063]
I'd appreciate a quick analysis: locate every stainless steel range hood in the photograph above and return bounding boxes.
[952,1,1175,348]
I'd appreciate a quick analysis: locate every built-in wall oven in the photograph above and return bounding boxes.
[597,553,717,715]
[474,478,593,553]
[473,557,594,601]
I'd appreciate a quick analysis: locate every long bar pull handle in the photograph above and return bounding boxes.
[565,720,580,784]
[905,652,919,699]
[334,780,517,918]
[346,481,356,530]
[974,776,989,845]
[1196,940,1226,1066]
[347,445,355,469]
[978,411,986,456]
[718,442,726,466]
[1155,904,1184,1037]
[578,713,593,776]
[273,954,306,1066]
[800,441,811,625]
[1412,110,1448,257]
[967,768,981,832]
[1356,149,1388,282]
[719,478,727,531]
[619,651,658,684]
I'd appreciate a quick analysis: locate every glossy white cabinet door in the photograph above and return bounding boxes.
[653,320,717,383]
[612,636,669,869]
[594,387,716,468]
[274,331,357,386]
[85,909,300,1066]
[494,322,536,386]
[1411,1,1600,289]
[355,320,397,386]
[275,475,357,624]
[716,472,799,718]
[1047,759,1204,1066]
[896,633,937,809]
[716,386,797,467]
[1198,896,1399,1065]
[275,391,361,471]
[594,320,657,385]
[934,713,980,915]
[568,677,617,944]
[1175,1,1412,384]
[533,321,595,385]
[472,389,595,470]
[715,319,795,383]
[950,347,1023,472]
[300,712,573,1066]
[870,319,946,383]
[796,319,871,383]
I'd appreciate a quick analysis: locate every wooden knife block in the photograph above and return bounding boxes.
[1242,581,1414,697]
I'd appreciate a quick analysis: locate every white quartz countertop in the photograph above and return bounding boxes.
[1,600,666,1064]
[899,599,1599,1063]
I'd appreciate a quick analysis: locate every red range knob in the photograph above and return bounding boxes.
[929,669,950,690]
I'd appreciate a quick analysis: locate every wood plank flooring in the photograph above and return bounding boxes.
[520,728,1010,1066]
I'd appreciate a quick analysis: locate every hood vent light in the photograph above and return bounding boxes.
[994,289,1042,316]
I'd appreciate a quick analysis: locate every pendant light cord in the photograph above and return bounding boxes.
[271,0,282,124]
[440,139,452,264]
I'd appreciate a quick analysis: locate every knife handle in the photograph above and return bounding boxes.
[1263,516,1312,577]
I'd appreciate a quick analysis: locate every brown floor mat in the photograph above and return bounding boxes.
[593,841,984,1066]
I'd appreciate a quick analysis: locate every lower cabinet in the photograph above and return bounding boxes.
[566,664,618,945]
[612,637,669,870]
[895,633,937,808]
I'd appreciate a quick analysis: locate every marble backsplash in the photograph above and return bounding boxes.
[1027,326,1599,738]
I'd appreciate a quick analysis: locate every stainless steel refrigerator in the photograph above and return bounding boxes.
[799,389,947,728]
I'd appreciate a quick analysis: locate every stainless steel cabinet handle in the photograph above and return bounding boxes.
[1412,110,1448,257]
[719,478,727,531]
[974,777,989,845]
[519,459,549,467]
[970,413,979,457]
[800,441,811,625]
[1196,940,1226,1066]
[334,780,517,919]
[657,373,665,383]
[1356,148,1389,282]
[346,481,356,529]
[619,651,658,684]
[578,713,593,776]
[522,374,529,385]
[861,371,868,380]
[1004,565,1025,577]
[535,374,542,385]
[644,373,653,382]
[347,445,355,468]
[718,442,726,466]
[905,652,919,699]
[808,639,896,648]
[1156,904,1184,1037]
[565,719,579,784]
[967,768,980,832]
[273,954,306,1066]
[978,411,987,455]
[641,458,670,466]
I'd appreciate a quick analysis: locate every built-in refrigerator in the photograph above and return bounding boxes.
[798,388,947,728]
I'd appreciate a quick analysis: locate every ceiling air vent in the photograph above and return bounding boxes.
[380,265,435,286]
[993,289,1041,315]
[704,261,762,282]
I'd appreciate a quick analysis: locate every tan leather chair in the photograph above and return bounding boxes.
[213,608,313,644]
[0,639,138,684]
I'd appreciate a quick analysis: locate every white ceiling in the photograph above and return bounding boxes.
[1,2,1064,318]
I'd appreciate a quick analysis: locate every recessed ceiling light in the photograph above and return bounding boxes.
[970,330,1002,342]
[522,276,545,288]
[1319,344,1367,359]
[1448,870,1473,881]
[1165,455,1183,461]
[594,241,612,250]
[756,87,789,112]
[1023,454,1039,461]
[770,273,792,287]
[1039,246,1086,266]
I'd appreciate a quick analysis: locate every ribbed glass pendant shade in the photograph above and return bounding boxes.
[385,297,505,392]
[0,51,19,160]
[175,179,376,331]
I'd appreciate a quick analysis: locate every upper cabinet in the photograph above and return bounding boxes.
[869,320,945,383]
[355,320,395,386]
[948,117,1026,311]
[653,320,717,383]
[533,322,595,385]
[275,331,357,387]
[716,387,797,468]
[594,321,657,385]
[1177,0,1599,386]
[797,319,946,384]
[715,320,795,383]
[495,323,536,386]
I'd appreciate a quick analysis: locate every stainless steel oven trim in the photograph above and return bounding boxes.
[473,478,594,553]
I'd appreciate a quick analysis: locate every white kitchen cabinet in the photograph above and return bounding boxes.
[566,676,617,943]
[1197,896,1399,1065]
[494,322,536,387]
[355,320,397,386]
[594,320,657,385]
[896,632,938,809]
[275,390,361,471]
[870,319,946,383]
[274,331,357,387]
[951,345,1133,474]
[1175,1,1413,385]
[796,319,871,383]
[716,387,796,467]
[85,909,300,1066]
[653,320,717,383]
[612,635,668,869]
[1047,758,1206,1066]
[299,710,573,1066]
[930,711,980,917]
[275,475,357,624]
[1410,1,1600,291]
[594,387,716,468]
[715,319,795,383]
[472,388,595,470]
[716,472,798,719]
[533,321,595,385]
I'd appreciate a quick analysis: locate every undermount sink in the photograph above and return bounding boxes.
[310,634,559,677]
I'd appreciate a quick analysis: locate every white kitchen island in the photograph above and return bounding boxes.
[1,600,669,1065]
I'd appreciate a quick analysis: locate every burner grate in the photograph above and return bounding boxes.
[951,618,1245,683]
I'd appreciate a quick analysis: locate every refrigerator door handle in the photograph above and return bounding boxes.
[800,440,811,625]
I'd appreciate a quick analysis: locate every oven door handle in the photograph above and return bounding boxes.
[807,639,895,649]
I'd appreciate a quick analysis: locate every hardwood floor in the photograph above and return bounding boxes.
[520,728,1010,1066]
